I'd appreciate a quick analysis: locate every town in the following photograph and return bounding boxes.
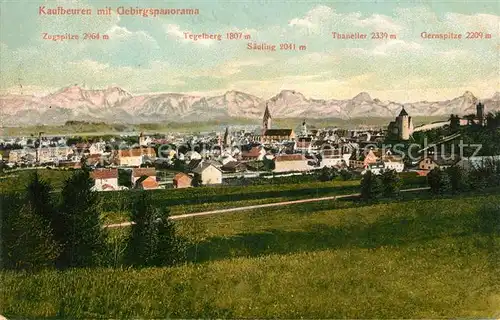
[1,101,498,192]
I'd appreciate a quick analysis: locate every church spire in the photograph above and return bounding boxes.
[263,102,272,132]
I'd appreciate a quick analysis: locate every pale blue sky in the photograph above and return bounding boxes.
[1,0,499,102]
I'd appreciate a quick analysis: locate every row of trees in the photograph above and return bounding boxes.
[360,160,500,201]
[427,161,500,195]
[1,168,186,271]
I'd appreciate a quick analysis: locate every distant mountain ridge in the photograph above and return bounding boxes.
[1,86,499,126]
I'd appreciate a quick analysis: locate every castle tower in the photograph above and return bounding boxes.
[476,102,484,126]
[397,107,412,140]
[263,103,272,133]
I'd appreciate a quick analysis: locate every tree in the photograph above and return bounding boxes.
[318,166,338,182]
[157,210,187,266]
[1,173,61,270]
[446,165,469,193]
[3,205,60,270]
[427,168,451,195]
[360,171,383,201]
[380,169,402,197]
[449,114,460,132]
[125,191,186,267]
[125,191,161,267]
[191,174,203,187]
[26,171,55,225]
[340,169,354,181]
[57,168,107,268]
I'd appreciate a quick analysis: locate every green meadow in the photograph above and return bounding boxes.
[2,194,499,318]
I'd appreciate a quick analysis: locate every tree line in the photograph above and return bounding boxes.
[1,167,186,271]
[359,159,500,201]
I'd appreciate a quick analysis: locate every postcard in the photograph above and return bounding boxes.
[1,0,499,318]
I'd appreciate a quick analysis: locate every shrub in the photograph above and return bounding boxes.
[446,166,469,193]
[427,168,451,195]
[125,191,186,267]
[380,169,402,197]
[360,171,383,201]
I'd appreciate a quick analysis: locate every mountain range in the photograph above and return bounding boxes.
[1,86,499,126]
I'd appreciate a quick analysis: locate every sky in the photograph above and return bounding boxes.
[0,0,499,102]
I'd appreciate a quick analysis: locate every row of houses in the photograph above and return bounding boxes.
[90,168,160,191]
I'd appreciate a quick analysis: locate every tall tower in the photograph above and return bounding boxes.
[476,102,484,126]
[301,120,307,136]
[262,103,272,133]
[223,127,230,147]
[397,107,412,140]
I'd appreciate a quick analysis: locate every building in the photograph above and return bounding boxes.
[262,103,272,135]
[8,148,37,163]
[221,161,248,173]
[476,102,485,126]
[349,149,379,169]
[89,142,106,155]
[118,147,156,167]
[295,137,312,153]
[91,169,119,191]
[223,127,231,147]
[262,129,296,143]
[320,148,346,168]
[173,172,193,188]
[418,155,459,171]
[383,156,405,172]
[388,107,414,140]
[192,161,223,185]
[362,161,385,175]
[131,168,159,189]
[273,154,311,173]
[259,103,295,143]
[36,147,74,163]
[240,146,266,161]
[139,132,153,147]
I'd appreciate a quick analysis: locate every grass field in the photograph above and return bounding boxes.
[0,169,72,192]
[2,194,499,318]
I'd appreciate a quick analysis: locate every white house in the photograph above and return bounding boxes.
[192,162,223,185]
[362,162,385,175]
[383,156,405,173]
[320,149,345,168]
[91,169,119,191]
[185,151,202,161]
[118,147,156,167]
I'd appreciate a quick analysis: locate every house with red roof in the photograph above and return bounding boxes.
[131,168,159,190]
[90,168,119,191]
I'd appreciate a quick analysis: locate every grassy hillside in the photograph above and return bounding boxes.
[2,194,499,318]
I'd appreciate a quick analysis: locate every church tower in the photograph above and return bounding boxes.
[301,120,307,136]
[223,127,230,147]
[476,102,485,126]
[262,103,272,133]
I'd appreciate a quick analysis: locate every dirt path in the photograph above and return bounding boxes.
[104,187,429,228]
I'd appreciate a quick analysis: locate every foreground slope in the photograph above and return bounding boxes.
[1,195,499,318]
